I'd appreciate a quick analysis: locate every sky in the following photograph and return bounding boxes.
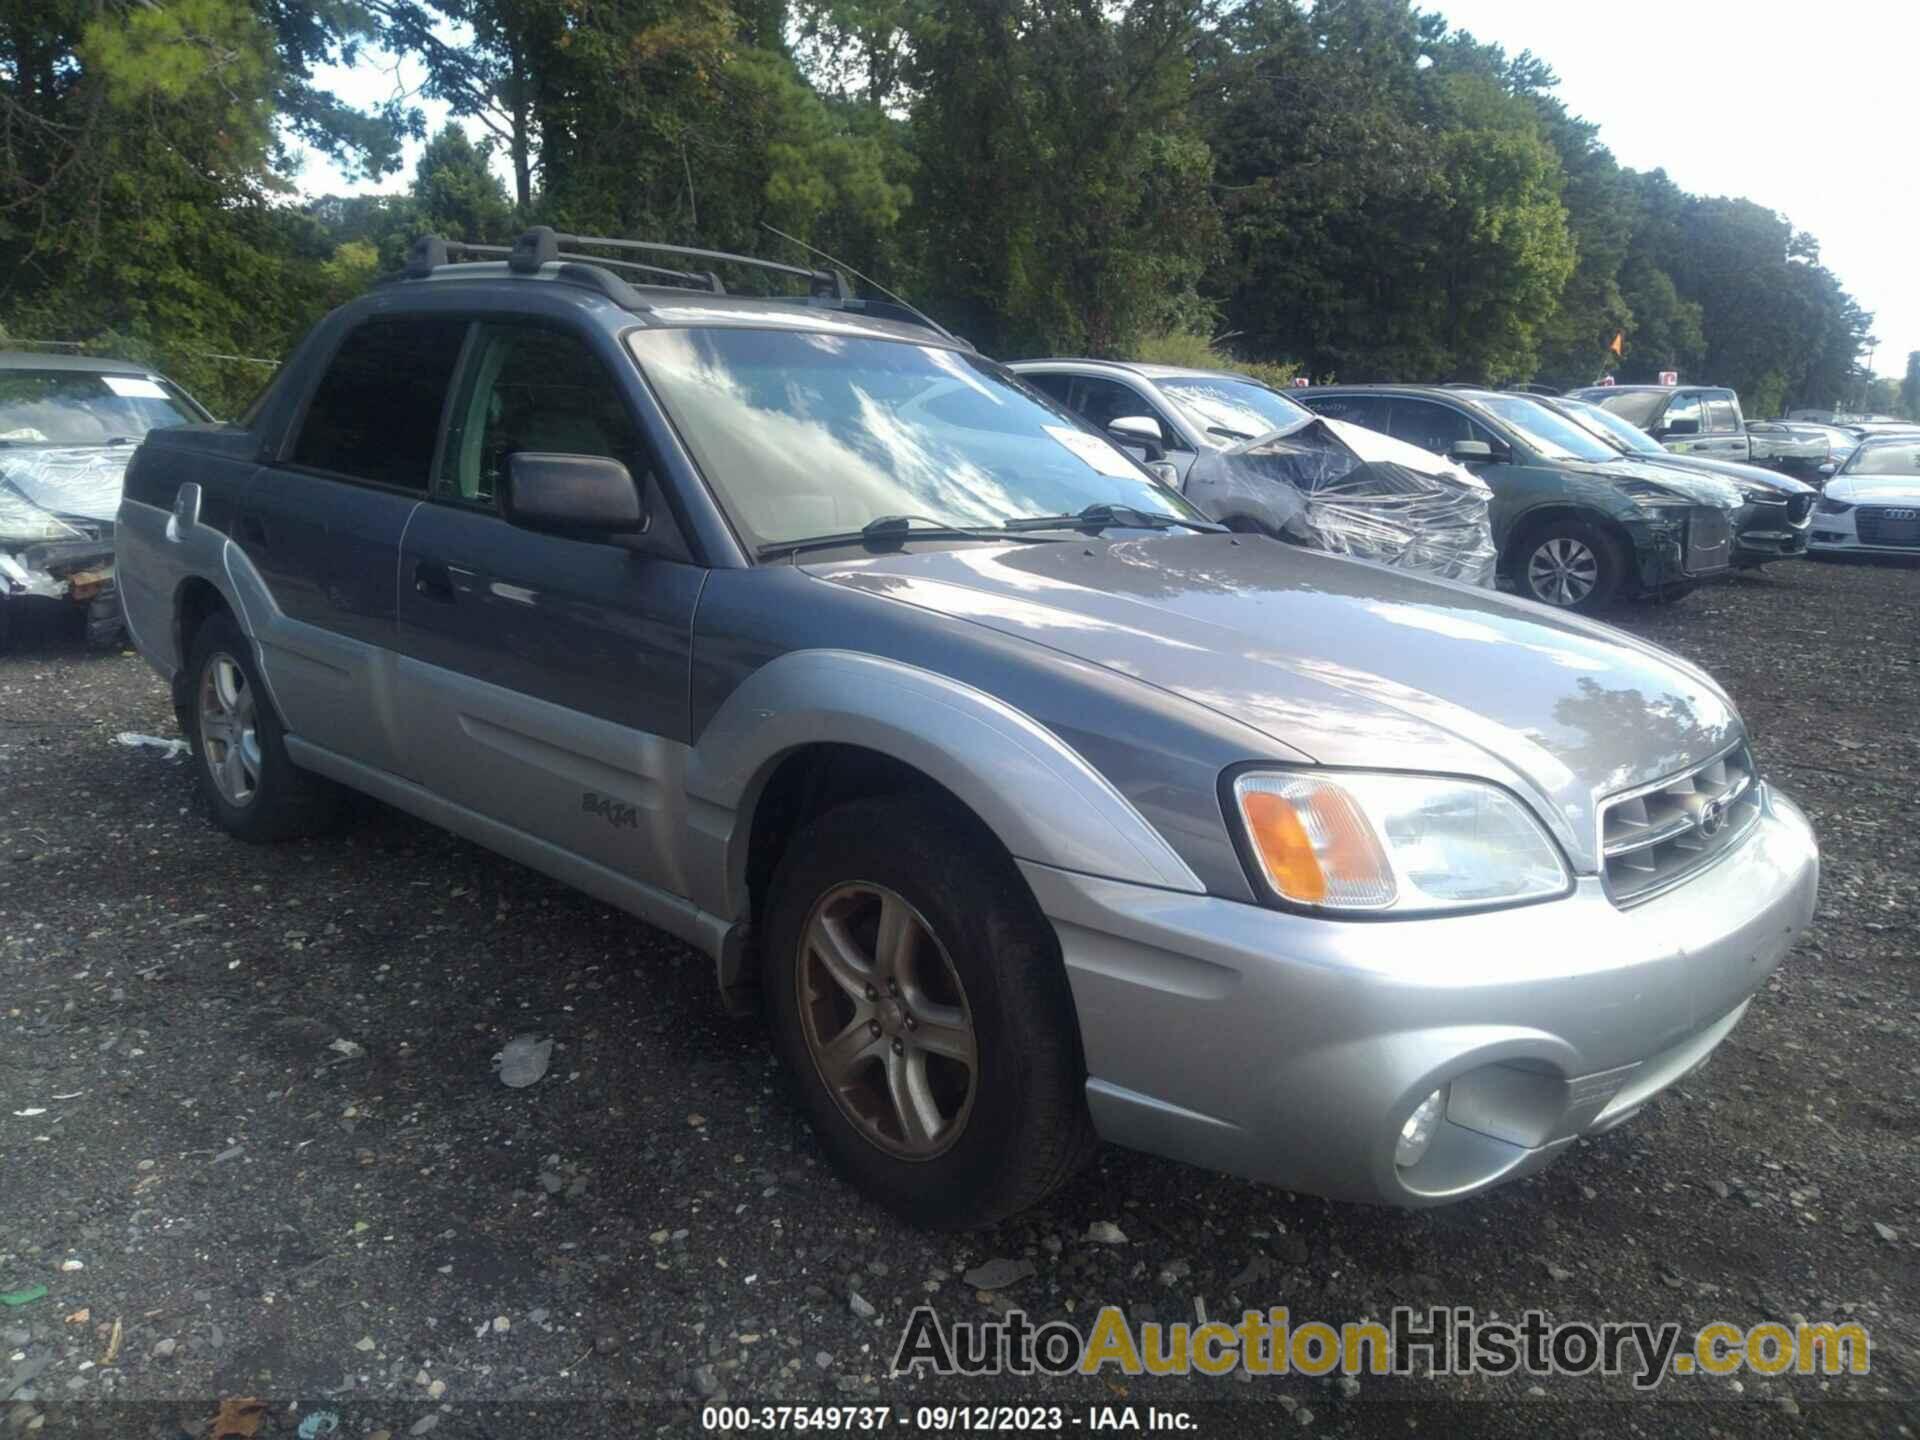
[297,1,1918,377]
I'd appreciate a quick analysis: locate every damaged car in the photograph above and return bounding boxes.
[1298,385,1742,613]
[0,352,212,647]
[1009,360,1496,586]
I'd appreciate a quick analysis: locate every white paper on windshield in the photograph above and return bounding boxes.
[102,375,169,399]
[1043,425,1139,479]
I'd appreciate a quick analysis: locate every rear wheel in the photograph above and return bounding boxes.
[184,611,342,842]
[763,794,1096,1229]
[1515,517,1627,613]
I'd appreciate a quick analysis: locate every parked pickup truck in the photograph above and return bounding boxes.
[116,228,1819,1228]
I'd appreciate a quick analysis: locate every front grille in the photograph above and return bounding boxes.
[1856,506,1920,547]
[1599,744,1763,906]
[1787,493,1814,524]
[1683,508,1733,572]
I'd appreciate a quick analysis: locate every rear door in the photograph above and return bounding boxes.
[239,314,467,777]
[392,319,706,896]
[1703,390,1749,462]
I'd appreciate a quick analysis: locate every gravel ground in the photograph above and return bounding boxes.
[2,556,1916,1439]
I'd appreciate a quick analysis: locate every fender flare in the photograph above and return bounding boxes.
[684,649,1205,922]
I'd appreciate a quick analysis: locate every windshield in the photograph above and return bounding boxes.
[0,368,202,446]
[629,329,1203,551]
[1579,390,1666,428]
[1475,394,1621,462]
[1556,398,1664,455]
[1156,376,1311,442]
[1844,441,1920,476]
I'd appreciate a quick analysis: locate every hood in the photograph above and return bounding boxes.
[806,534,1741,871]
[1826,475,1920,505]
[1558,455,1743,508]
[0,446,130,523]
[1639,451,1811,496]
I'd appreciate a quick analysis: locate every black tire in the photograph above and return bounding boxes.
[762,793,1097,1229]
[1512,515,1628,613]
[183,610,342,842]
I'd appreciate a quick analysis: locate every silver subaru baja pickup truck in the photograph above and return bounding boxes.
[114,228,1819,1228]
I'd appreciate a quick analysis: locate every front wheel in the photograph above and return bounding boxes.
[762,794,1096,1229]
[1515,518,1627,613]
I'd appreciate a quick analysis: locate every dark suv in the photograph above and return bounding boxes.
[1298,385,1742,611]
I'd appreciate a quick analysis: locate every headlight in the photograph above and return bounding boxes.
[0,482,82,544]
[1815,496,1853,515]
[1619,480,1694,507]
[1739,484,1785,504]
[1230,770,1571,915]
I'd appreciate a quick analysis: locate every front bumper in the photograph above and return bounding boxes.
[1734,502,1812,562]
[1622,507,1733,591]
[1809,509,1920,556]
[1030,787,1818,1206]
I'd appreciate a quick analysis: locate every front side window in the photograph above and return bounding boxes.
[290,317,468,488]
[0,369,202,448]
[439,325,645,506]
[1070,377,1170,439]
[1385,399,1483,455]
[1157,377,1310,443]
[628,328,1201,552]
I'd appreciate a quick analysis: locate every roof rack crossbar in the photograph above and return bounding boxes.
[513,225,847,299]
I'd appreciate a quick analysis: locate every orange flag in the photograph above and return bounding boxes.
[1609,332,1624,357]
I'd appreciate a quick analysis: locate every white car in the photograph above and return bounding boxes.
[1808,436,1920,556]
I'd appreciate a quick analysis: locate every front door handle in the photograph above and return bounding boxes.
[413,559,456,602]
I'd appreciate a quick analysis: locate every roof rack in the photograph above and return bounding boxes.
[389,227,968,343]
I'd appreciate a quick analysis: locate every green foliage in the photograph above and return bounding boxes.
[1900,353,1920,422]
[0,0,1877,427]
[1132,330,1299,389]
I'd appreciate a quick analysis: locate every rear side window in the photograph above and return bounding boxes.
[290,317,468,488]
[1706,393,1742,432]
[1303,394,1390,431]
[1020,372,1074,404]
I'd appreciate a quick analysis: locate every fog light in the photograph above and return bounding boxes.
[1396,1087,1449,1168]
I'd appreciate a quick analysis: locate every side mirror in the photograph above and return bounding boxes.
[503,452,644,535]
[1449,439,1495,463]
[1146,460,1181,490]
[1818,462,1837,478]
[1662,417,1701,437]
[1108,415,1166,461]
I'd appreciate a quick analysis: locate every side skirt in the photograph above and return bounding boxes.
[285,736,749,994]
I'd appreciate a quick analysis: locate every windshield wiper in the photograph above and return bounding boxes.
[1207,424,1257,442]
[1003,502,1219,534]
[755,513,1057,561]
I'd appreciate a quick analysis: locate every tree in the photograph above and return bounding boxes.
[1901,352,1920,421]
[412,123,515,241]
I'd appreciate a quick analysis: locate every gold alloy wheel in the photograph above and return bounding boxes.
[795,882,978,1160]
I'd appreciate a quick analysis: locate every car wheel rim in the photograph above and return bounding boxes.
[1527,537,1599,606]
[796,882,978,1161]
[198,652,261,807]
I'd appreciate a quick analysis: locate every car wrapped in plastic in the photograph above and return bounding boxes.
[1183,413,1498,588]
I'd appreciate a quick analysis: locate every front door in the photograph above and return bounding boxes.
[393,320,706,896]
